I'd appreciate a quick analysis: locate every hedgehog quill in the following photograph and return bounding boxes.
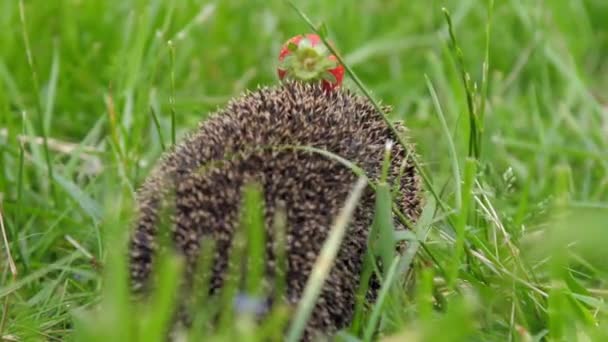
[130,36,421,341]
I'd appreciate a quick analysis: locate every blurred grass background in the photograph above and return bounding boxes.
[1,0,608,340]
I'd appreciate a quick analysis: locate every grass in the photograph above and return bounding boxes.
[1,0,608,341]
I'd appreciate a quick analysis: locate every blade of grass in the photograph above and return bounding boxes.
[399,196,436,274]
[254,305,291,342]
[188,240,217,340]
[442,7,479,159]
[18,0,55,201]
[425,75,462,209]
[479,0,494,135]
[350,248,376,335]
[373,183,395,274]
[16,111,26,221]
[149,106,167,151]
[139,253,184,342]
[362,256,400,342]
[43,41,60,133]
[218,208,248,333]
[417,267,435,321]
[0,206,17,337]
[104,92,127,168]
[242,182,266,297]
[168,40,176,146]
[272,202,288,305]
[448,158,476,288]
[372,142,396,273]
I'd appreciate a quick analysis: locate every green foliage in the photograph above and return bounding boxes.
[1,0,608,341]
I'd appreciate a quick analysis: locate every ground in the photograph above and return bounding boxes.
[1,0,607,341]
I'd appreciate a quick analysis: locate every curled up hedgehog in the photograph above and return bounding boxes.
[129,34,421,341]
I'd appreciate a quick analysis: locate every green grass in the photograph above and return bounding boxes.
[1,0,608,341]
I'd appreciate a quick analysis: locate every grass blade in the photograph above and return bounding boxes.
[149,106,167,151]
[139,254,184,342]
[448,158,477,288]
[442,7,479,159]
[242,182,266,297]
[362,256,400,342]
[372,182,396,274]
[18,0,55,201]
[168,40,177,146]
[425,75,462,209]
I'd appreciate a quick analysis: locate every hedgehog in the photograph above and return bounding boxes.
[129,81,422,340]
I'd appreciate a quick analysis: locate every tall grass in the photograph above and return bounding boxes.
[1,0,608,341]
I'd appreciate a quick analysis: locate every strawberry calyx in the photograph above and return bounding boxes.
[278,35,339,84]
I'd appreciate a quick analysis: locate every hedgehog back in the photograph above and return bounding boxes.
[129,81,420,338]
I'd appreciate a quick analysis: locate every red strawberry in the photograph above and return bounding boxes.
[277,33,345,91]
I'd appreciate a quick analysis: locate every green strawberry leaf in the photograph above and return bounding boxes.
[281,55,295,64]
[287,41,299,52]
[313,43,329,56]
[318,58,337,70]
[322,71,337,84]
[299,37,312,49]
[294,67,322,81]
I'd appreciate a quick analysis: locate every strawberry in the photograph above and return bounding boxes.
[277,33,345,91]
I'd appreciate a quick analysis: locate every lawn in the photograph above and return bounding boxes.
[1,0,608,341]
